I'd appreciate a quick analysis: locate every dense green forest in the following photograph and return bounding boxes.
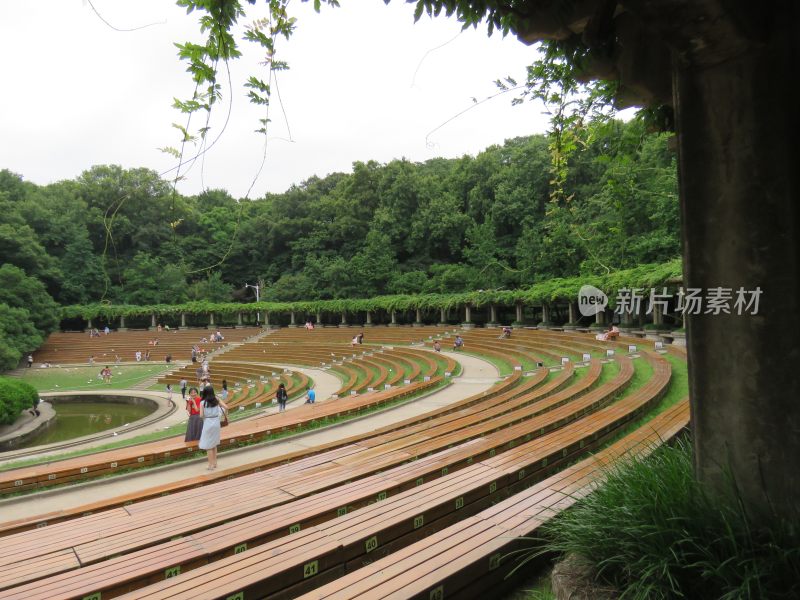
[0,117,678,369]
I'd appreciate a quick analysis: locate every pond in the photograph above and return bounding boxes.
[18,400,155,448]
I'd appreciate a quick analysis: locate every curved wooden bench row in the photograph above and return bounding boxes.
[0,358,632,595]
[0,377,444,496]
[0,373,522,538]
[294,401,690,600]
[1,354,672,599]
[32,329,259,364]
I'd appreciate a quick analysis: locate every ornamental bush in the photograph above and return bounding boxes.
[0,376,38,425]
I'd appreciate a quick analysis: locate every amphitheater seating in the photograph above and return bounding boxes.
[0,328,688,600]
[0,350,661,596]
[31,328,259,365]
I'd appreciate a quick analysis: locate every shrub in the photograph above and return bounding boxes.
[537,438,800,599]
[0,377,38,425]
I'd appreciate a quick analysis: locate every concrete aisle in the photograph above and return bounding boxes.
[0,352,499,522]
[0,366,343,466]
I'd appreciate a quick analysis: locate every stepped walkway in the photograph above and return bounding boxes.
[0,352,499,521]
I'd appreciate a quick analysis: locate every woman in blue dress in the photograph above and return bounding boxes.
[199,386,229,470]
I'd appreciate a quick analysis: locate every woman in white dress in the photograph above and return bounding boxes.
[199,387,229,470]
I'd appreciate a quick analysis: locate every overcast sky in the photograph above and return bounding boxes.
[1,0,552,197]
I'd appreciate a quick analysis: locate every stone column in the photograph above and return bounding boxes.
[316,311,322,326]
[389,310,398,327]
[87,317,93,330]
[413,308,423,327]
[568,302,577,325]
[207,313,215,330]
[119,315,127,331]
[463,305,474,328]
[289,311,297,327]
[180,313,186,328]
[237,312,243,327]
[652,304,663,327]
[263,312,269,327]
[488,304,498,327]
[365,310,373,327]
[514,302,524,328]
[673,20,800,523]
[619,307,634,331]
[595,309,605,326]
[150,314,157,330]
[540,304,551,326]
[438,308,447,326]
[339,311,348,328]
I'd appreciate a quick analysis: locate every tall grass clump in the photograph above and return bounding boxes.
[539,438,800,599]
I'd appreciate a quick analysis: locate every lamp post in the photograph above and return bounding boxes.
[245,283,261,326]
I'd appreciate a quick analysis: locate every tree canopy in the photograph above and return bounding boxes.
[1,118,678,314]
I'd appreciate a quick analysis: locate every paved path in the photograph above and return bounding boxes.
[0,365,343,465]
[0,352,499,522]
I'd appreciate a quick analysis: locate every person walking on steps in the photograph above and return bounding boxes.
[276,383,288,412]
[199,387,228,470]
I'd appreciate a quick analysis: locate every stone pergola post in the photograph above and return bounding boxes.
[438,308,447,326]
[339,311,348,328]
[413,308,423,327]
[389,310,398,327]
[540,303,551,326]
[620,306,635,331]
[180,313,186,328]
[568,302,578,325]
[365,310,373,327]
[595,309,606,326]
[150,314,157,330]
[488,304,498,327]
[289,311,297,327]
[316,311,322,326]
[207,313,215,330]
[652,304,664,328]
[463,305,474,328]
[237,312,243,327]
[119,315,127,331]
[263,312,269,328]
[87,317,93,330]
[514,302,524,328]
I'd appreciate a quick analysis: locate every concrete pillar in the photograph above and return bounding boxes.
[339,311,348,328]
[316,311,322,326]
[620,306,634,331]
[514,302,523,327]
[365,311,373,327]
[87,317,93,330]
[413,308,423,327]
[119,315,127,331]
[207,313,215,330]
[595,310,606,326]
[653,304,664,327]
[151,314,157,329]
[289,311,297,327]
[180,313,186,328]
[674,20,800,523]
[265,312,270,327]
[568,302,577,325]
[389,310,398,327]
[541,304,551,325]
[488,305,498,327]
[438,308,447,326]
[463,305,474,328]
[237,312,243,327]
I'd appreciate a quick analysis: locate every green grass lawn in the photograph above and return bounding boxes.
[16,364,174,393]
